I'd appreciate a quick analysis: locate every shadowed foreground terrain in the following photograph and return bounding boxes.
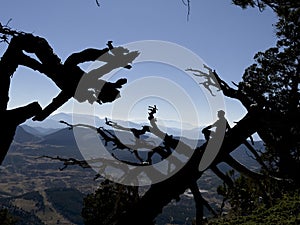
[0,119,263,225]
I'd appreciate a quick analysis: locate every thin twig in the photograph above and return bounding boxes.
[181,0,191,21]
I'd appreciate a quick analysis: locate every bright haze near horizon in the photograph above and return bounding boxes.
[0,0,277,129]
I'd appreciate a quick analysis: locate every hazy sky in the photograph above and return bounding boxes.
[0,0,277,127]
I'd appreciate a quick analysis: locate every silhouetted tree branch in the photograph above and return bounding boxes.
[0,28,139,164]
[190,182,205,225]
[37,155,91,171]
[57,104,288,224]
[0,102,42,164]
[0,20,26,44]
[45,104,284,224]
[210,165,234,188]
[3,2,298,222]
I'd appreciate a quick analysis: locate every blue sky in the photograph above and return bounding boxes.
[0,0,277,127]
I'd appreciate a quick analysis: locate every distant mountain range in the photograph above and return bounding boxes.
[22,112,204,139]
[14,112,264,171]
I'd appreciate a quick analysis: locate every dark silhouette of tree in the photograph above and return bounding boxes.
[56,105,279,225]
[1,1,299,224]
[206,1,299,219]
[186,65,222,97]
[0,23,139,165]
[82,179,139,225]
[80,1,299,224]
[214,0,300,186]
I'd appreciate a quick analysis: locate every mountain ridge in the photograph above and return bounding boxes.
[23,112,204,139]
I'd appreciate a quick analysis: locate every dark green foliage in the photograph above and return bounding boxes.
[45,188,85,225]
[217,172,260,215]
[208,190,300,224]
[81,179,139,225]
[216,170,288,217]
[232,0,299,13]
[233,0,300,192]
[0,208,17,225]
[217,0,300,209]
[155,197,196,225]
[232,0,261,9]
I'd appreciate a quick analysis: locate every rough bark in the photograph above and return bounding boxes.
[115,111,266,225]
